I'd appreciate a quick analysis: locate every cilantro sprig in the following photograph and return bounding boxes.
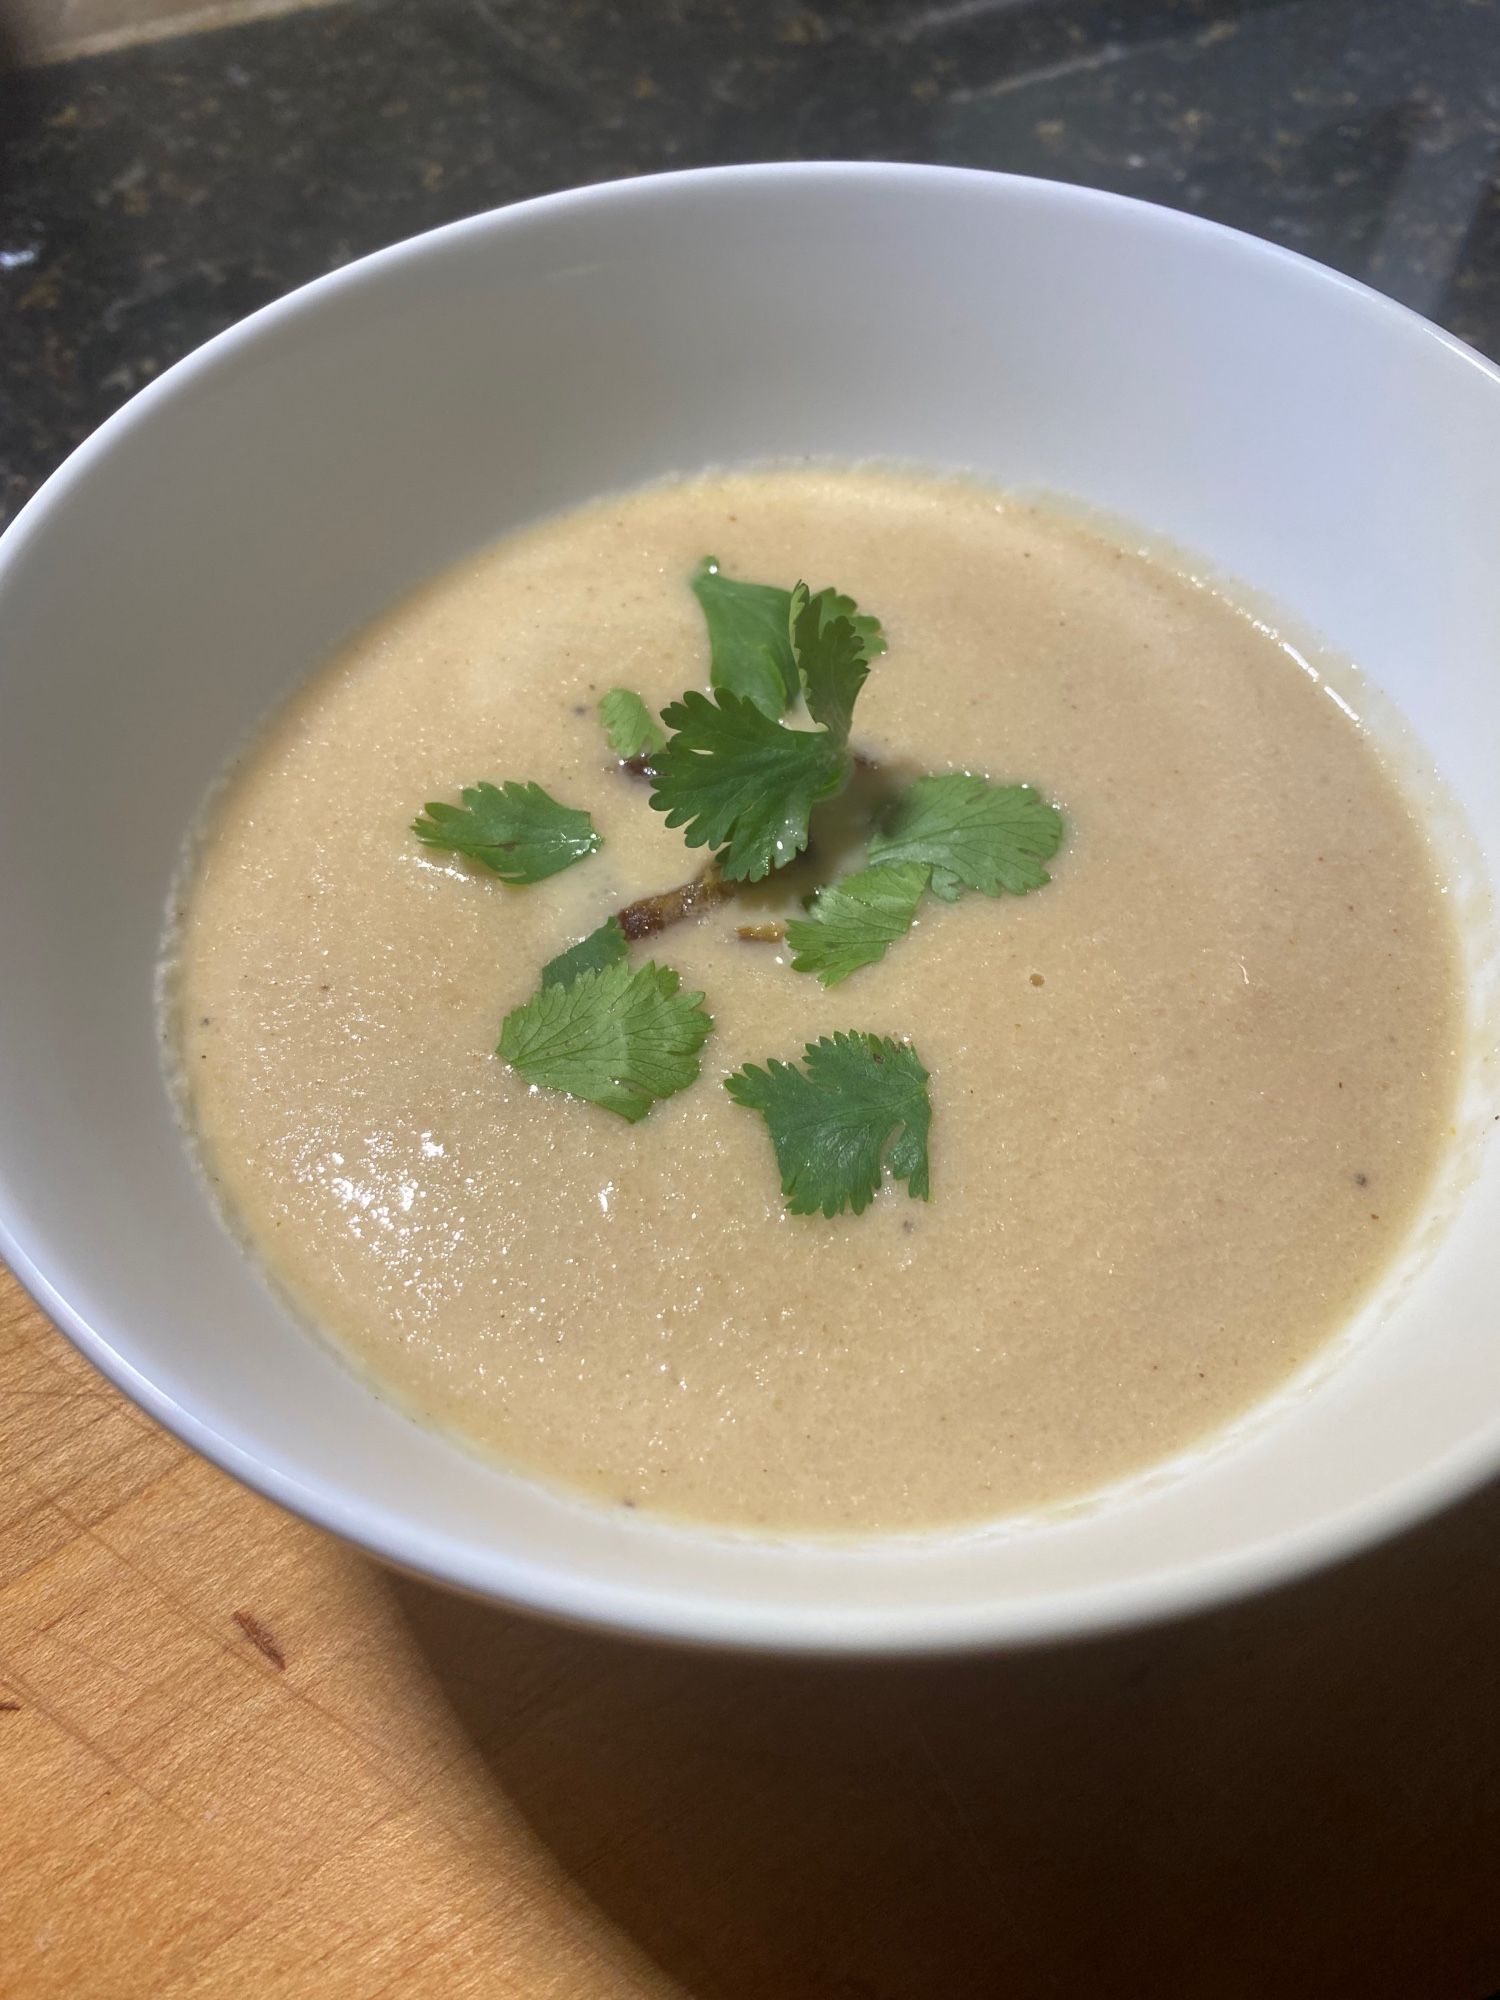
[790,582,879,743]
[499,957,712,1122]
[648,568,885,882]
[725,1032,932,1216]
[412,781,600,885]
[785,862,930,986]
[692,558,887,721]
[692,558,800,717]
[541,917,629,990]
[868,773,1064,899]
[599,689,665,761]
[648,689,849,883]
[784,774,1066,986]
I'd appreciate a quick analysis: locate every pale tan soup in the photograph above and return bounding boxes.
[169,469,1463,1532]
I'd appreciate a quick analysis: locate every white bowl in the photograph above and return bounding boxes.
[1,163,1498,1655]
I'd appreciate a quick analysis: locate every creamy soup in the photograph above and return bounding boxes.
[167,469,1464,1532]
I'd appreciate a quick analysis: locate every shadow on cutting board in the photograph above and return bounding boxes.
[391,1472,1500,2000]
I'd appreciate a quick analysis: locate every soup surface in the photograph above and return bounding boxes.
[168,468,1463,1532]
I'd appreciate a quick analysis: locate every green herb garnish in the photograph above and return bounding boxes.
[725,1032,932,1216]
[789,582,884,741]
[691,558,800,717]
[412,781,601,885]
[785,862,930,986]
[649,572,885,882]
[690,558,887,721]
[867,773,1064,900]
[648,688,849,883]
[499,959,712,1122]
[414,552,1064,1217]
[540,916,629,990]
[599,688,665,761]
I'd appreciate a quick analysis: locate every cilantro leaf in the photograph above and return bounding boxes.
[725,1032,932,1216]
[691,560,886,721]
[813,585,886,669]
[499,960,712,1123]
[650,572,883,883]
[785,862,930,986]
[648,688,848,883]
[599,688,665,761]
[691,558,799,717]
[790,584,879,745]
[412,781,600,885]
[541,917,629,990]
[867,773,1064,900]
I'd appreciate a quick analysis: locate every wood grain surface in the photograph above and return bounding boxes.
[3,1257,1498,2000]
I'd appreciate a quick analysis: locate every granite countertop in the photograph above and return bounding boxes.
[1,0,1498,522]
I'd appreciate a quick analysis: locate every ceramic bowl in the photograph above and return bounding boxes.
[2,163,1497,1652]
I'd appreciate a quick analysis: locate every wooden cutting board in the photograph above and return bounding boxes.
[3,1257,1499,2000]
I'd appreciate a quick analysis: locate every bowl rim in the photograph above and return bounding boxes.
[3,158,1499,1657]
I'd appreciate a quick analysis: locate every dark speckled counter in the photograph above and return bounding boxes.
[0,0,1497,520]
